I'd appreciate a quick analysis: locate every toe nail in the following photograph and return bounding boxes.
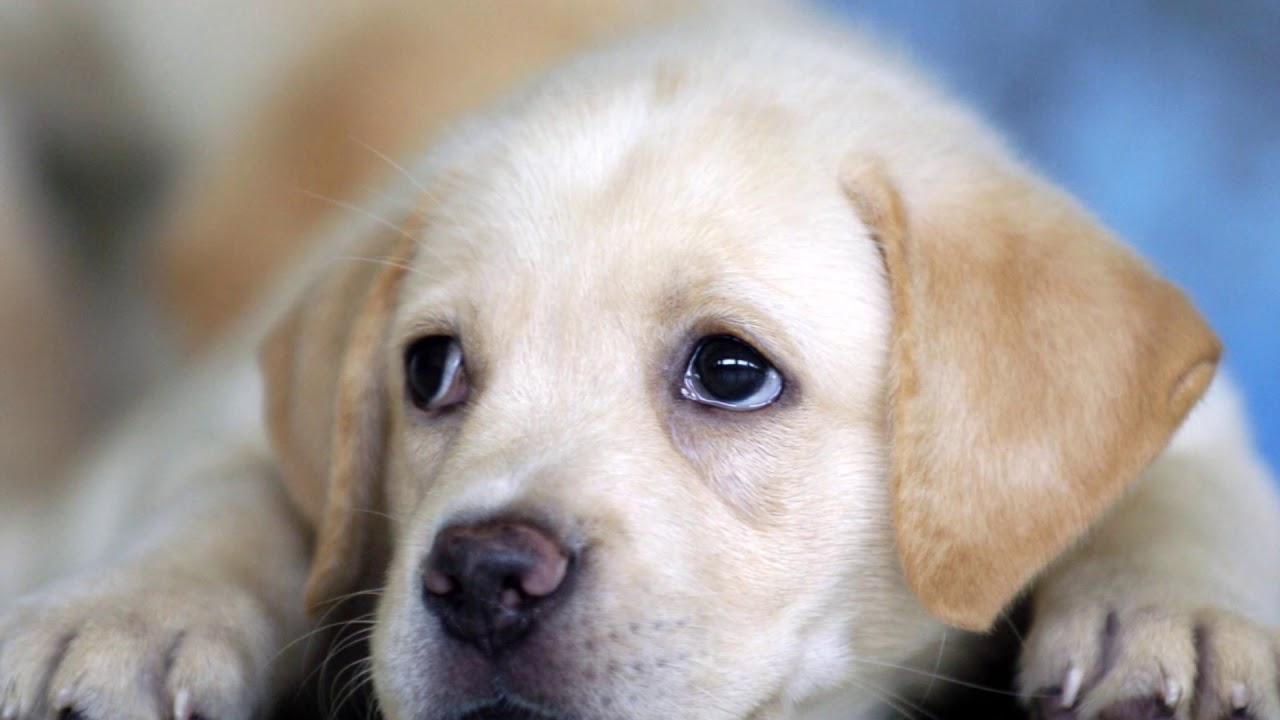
[1161,678,1181,708]
[174,688,193,719]
[1230,682,1250,710]
[1061,665,1084,708]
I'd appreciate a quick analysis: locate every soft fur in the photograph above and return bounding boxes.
[3,4,1279,720]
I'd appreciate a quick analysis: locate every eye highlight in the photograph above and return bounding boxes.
[405,336,468,410]
[681,335,783,411]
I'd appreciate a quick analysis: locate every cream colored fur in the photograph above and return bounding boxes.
[2,5,1278,720]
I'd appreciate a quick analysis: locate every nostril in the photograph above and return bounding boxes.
[519,547,568,598]
[424,568,457,596]
[522,556,568,594]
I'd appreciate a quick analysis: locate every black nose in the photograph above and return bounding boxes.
[422,519,571,655]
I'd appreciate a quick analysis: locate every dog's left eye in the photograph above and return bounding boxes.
[405,336,468,410]
[682,335,783,411]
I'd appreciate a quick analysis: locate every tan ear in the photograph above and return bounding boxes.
[842,158,1220,631]
[260,228,415,614]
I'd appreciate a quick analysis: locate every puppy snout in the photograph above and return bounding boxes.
[422,519,571,655]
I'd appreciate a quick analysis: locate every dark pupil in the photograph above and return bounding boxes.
[406,336,452,405]
[696,337,766,401]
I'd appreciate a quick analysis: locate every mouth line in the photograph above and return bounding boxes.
[453,689,564,720]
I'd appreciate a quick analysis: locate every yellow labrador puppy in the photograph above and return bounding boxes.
[3,4,1279,720]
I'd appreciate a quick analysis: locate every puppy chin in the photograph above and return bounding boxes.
[372,588,693,720]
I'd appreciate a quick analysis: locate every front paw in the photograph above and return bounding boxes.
[1020,603,1280,720]
[0,572,279,720]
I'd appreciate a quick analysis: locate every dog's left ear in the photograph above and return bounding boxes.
[842,157,1220,631]
[259,226,416,614]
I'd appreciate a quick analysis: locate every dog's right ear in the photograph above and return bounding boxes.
[259,226,416,615]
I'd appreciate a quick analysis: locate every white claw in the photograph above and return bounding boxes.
[174,688,193,720]
[1161,678,1181,708]
[54,681,76,707]
[1230,682,1251,710]
[1061,665,1084,708]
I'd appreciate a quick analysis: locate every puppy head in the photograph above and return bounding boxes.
[261,21,1217,720]
[266,114,909,718]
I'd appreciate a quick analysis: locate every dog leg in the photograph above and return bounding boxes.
[1019,385,1280,720]
[0,452,309,720]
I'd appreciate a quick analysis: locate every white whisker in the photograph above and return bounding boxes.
[296,187,416,241]
[352,506,407,530]
[850,655,1052,700]
[846,674,941,720]
[330,254,432,281]
[922,627,946,704]
[348,135,427,193]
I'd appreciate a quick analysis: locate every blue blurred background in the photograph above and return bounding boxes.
[820,0,1280,468]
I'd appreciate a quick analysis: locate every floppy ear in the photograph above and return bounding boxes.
[841,158,1220,631]
[260,227,416,614]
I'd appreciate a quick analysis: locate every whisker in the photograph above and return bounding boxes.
[340,669,376,720]
[328,655,375,718]
[273,616,377,664]
[361,188,432,223]
[348,135,427,193]
[323,661,368,717]
[326,624,375,662]
[846,675,942,720]
[850,655,1052,700]
[922,627,946,704]
[285,607,377,709]
[352,506,407,529]
[296,187,416,241]
[269,604,377,670]
[362,674,383,720]
[999,609,1027,648]
[330,254,433,281]
[314,623,375,713]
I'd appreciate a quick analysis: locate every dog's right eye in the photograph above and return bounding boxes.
[405,336,467,410]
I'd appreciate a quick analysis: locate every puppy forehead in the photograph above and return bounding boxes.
[396,89,883,352]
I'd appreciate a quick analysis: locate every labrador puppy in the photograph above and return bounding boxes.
[3,4,1279,720]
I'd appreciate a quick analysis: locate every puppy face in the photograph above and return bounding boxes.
[261,14,1218,720]
[369,100,934,719]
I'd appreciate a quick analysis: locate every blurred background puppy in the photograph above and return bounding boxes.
[0,97,83,594]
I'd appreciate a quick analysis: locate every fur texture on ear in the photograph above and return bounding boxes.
[841,157,1220,631]
[260,228,416,614]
